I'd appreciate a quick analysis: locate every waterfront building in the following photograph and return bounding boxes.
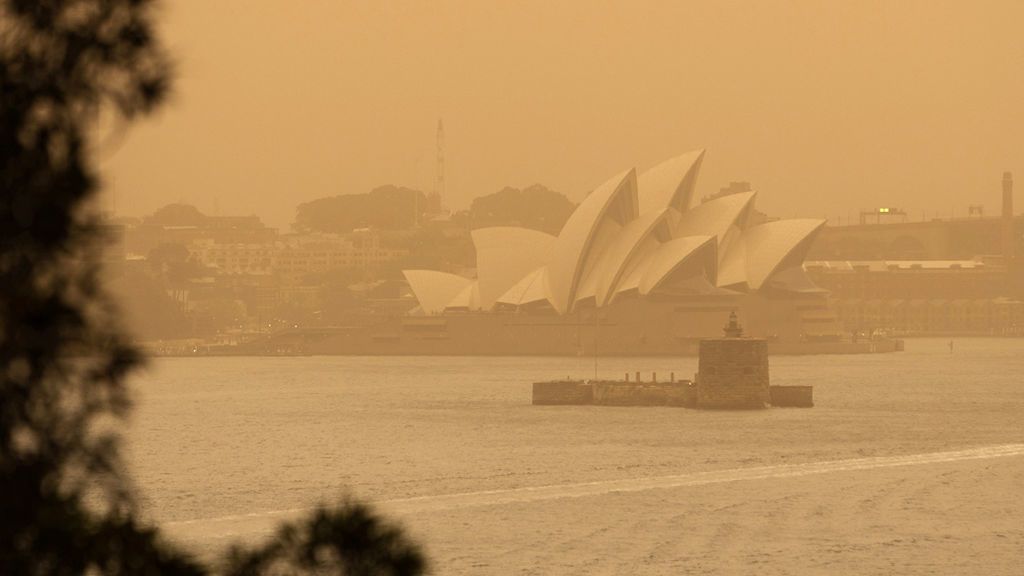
[189,229,407,281]
[397,150,841,349]
[805,260,1024,335]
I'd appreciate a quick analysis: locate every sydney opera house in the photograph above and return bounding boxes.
[387,150,851,356]
[250,150,867,356]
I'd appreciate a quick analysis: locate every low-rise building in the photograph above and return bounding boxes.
[806,260,1024,335]
[188,230,408,282]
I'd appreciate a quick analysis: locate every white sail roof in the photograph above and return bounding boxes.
[669,191,756,243]
[638,235,718,295]
[402,270,473,315]
[739,219,827,290]
[592,208,672,306]
[717,240,748,289]
[495,266,551,307]
[546,168,637,313]
[445,281,481,310]
[637,149,705,215]
[471,227,556,309]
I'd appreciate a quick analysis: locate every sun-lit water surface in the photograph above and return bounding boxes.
[125,338,1024,574]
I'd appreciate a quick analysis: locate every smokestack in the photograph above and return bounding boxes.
[1003,172,1014,262]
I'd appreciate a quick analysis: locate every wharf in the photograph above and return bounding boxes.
[532,378,813,409]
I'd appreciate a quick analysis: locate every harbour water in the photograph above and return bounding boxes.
[126,338,1024,574]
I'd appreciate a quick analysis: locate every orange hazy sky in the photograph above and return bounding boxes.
[102,0,1024,230]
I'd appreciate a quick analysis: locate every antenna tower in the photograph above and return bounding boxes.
[433,118,445,213]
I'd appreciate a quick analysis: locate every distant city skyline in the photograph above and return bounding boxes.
[104,1,1023,230]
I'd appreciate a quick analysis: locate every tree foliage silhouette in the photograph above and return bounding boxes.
[223,501,425,576]
[0,1,425,574]
[294,186,429,233]
[469,184,575,235]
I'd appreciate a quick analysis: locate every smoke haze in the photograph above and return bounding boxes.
[105,0,1024,229]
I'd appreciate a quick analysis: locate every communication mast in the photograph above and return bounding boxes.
[430,118,445,214]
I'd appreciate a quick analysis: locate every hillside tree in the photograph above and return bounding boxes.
[0,1,424,574]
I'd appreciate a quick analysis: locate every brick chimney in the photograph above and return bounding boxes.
[1003,172,1014,262]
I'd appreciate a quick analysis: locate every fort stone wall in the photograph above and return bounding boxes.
[695,338,770,409]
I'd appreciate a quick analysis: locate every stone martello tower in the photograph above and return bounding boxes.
[695,311,770,409]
